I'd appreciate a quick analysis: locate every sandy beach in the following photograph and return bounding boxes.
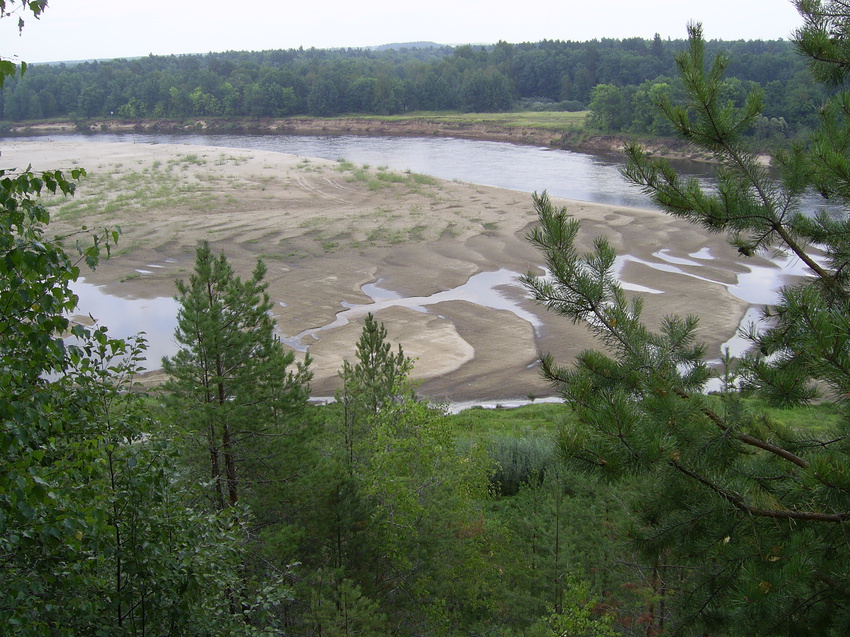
[5,139,761,402]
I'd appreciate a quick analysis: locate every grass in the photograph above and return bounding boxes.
[407,172,437,186]
[299,216,330,230]
[176,153,207,166]
[447,396,847,444]
[44,155,241,225]
[343,110,589,134]
[407,225,427,241]
[448,402,568,440]
[366,227,407,244]
[738,396,844,434]
[334,160,441,196]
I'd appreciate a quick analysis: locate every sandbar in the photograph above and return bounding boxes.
[4,140,761,401]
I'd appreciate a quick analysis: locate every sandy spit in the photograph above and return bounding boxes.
[5,140,758,402]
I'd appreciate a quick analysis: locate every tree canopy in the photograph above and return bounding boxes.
[523,5,850,633]
[0,33,817,124]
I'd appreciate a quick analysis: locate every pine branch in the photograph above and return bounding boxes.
[669,387,810,469]
[671,459,849,522]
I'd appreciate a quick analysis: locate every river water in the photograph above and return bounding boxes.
[28,130,836,213]
[18,131,707,207]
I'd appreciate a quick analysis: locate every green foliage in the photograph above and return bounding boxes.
[524,16,850,635]
[793,0,850,86]
[337,312,414,471]
[538,574,618,637]
[289,314,494,635]
[308,576,387,637]
[0,158,281,635]
[0,33,817,126]
[0,1,46,87]
[486,435,555,495]
[161,241,312,509]
[0,9,294,633]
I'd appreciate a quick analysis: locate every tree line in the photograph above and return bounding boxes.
[0,34,816,130]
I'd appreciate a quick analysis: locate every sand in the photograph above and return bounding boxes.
[4,139,762,402]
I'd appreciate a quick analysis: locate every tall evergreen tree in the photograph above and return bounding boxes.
[295,313,492,634]
[162,241,312,509]
[523,7,850,634]
[337,312,414,472]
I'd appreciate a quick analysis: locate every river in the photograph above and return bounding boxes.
[8,131,836,398]
[24,130,835,214]
[14,131,706,208]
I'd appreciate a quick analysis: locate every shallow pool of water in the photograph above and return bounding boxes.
[70,279,180,370]
[281,268,538,351]
[70,246,820,396]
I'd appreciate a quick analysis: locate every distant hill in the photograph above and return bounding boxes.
[369,41,445,51]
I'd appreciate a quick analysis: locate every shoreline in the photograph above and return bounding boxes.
[2,116,711,162]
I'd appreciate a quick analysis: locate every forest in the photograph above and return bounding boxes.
[5,0,850,635]
[0,33,828,140]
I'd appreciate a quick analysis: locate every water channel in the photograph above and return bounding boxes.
[9,132,835,391]
[18,131,684,206]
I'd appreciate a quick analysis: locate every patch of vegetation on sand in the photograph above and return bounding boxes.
[45,158,249,224]
[334,159,442,197]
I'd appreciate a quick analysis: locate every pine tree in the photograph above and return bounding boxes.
[523,10,850,634]
[301,313,492,633]
[0,118,282,637]
[337,312,414,472]
[162,241,312,509]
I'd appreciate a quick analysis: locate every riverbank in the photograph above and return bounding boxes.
[3,114,710,162]
[4,139,757,402]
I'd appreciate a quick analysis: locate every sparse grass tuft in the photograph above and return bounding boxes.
[335,158,355,172]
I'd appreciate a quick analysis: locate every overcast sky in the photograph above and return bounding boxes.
[0,0,804,64]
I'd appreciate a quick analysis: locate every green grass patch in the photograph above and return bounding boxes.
[375,170,405,184]
[335,158,356,172]
[176,153,207,166]
[299,216,329,229]
[407,172,437,185]
[448,402,569,440]
[739,397,845,434]
[407,225,427,241]
[44,161,233,222]
[365,227,406,244]
[354,110,589,133]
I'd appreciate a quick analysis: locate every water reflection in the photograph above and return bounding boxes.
[617,248,814,306]
[70,279,179,370]
[38,132,838,390]
[68,247,820,375]
[17,132,669,208]
[17,131,843,217]
[69,269,539,370]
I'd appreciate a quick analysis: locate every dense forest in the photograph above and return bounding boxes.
[0,35,828,139]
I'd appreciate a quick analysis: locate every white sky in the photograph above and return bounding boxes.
[1,0,804,64]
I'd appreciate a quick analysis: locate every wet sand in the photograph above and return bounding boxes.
[6,140,761,401]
